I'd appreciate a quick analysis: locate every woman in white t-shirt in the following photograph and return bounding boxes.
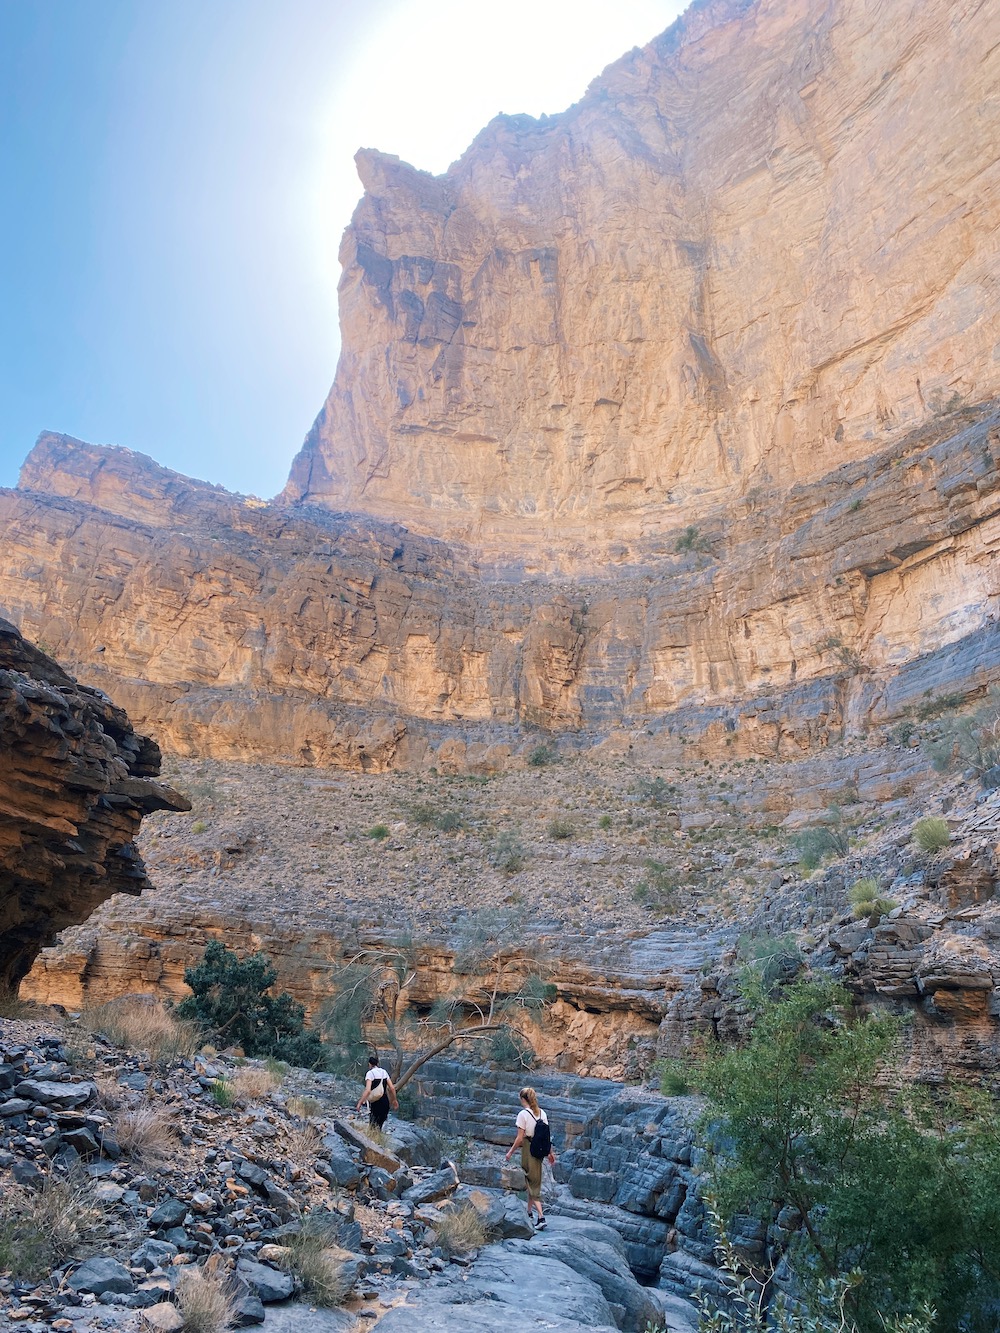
[504,1086,555,1228]
[356,1055,398,1129]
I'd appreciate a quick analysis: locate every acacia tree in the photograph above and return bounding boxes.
[693,970,1000,1332]
[321,908,553,1090]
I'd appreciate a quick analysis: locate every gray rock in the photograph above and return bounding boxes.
[67,1257,135,1296]
[260,1304,355,1331]
[402,1163,459,1207]
[320,1152,361,1190]
[11,1159,45,1188]
[0,1064,16,1091]
[236,1259,294,1303]
[61,1126,101,1158]
[231,1280,266,1327]
[507,1220,662,1332]
[483,1195,534,1239]
[0,1098,33,1117]
[131,1238,179,1270]
[149,1198,188,1230]
[14,1079,94,1108]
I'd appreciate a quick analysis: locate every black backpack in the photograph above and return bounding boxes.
[529,1112,551,1159]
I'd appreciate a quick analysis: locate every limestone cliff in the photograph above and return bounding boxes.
[287,0,1000,559]
[0,619,190,990]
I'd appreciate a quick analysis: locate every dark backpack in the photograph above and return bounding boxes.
[529,1112,551,1159]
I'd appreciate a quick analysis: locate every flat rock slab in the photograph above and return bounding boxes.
[15,1079,94,1108]
[67,1256,134,1295]
[331,1118,402,1172]
[236,1259,294,1303]
[261,1303,356,1332]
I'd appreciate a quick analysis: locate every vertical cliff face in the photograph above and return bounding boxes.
[286,0,1000,557]
[0,619,190,990]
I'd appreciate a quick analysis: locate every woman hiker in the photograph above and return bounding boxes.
[505,1085,556,1228]
[356,1054,398,1129]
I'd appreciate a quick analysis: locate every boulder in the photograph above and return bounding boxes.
[67,1256,135,1296]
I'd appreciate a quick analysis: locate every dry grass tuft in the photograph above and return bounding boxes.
[434,1202,488,1257]
[0,986,36,1019]
[114,1103,177,1163]
[283,1222,353,1307]
[175,1260,236,1333]
[285,1093,322,1118]
[0,1174,110,1279]
[284,1121,322,1164]
[81,996,200,1063]
[232,1065,281,1103]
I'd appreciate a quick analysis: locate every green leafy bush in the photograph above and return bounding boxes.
[367,823,390,840]
[656,1058,691,1097]
[792,810,851,870]
[598,813,613,830]
[528,742,558,767]
[847,878,897,922]
[548,816,574,840]
[176,940,327,1068]
[692,973,1000,1332]
[924,688,1000,783]
[912,816,950,853]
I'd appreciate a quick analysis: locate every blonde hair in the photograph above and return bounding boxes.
[519,1087,540,1117]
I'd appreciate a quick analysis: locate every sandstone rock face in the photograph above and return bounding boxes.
[2,413,999,767]
[287,0,1000,560]
[0,619,189,990]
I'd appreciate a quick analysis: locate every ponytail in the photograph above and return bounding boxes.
[519,1086,540,1117]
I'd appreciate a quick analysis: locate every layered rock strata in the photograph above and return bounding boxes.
[0,619,189,990]
[2,409,999,768]
[288,0,1000,560]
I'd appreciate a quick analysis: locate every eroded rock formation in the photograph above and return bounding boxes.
[0,619,190,990]
[287,0,1000,559]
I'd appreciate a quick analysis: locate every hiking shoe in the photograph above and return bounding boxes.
[535,1217,547,1230]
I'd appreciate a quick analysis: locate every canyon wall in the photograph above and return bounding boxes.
[1,0,999,767]
[0,620,189,990]
[287,0,1000,559]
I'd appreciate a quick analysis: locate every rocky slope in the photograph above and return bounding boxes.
[19,735,1000,1084]
[0,620,189,992]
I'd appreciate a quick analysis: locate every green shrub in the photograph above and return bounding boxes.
[736,933,803,988]
[176,940,327,1068]
[548,816,574,840]
[675,525,713,554]
[913,816,950,853]
[528,742,558,767]
[367,823,390,840]
[407,802,464,832]
[191,819,208,834]
[211,1078,235,1107]
[634,859,679,913]
[598,813,613,830]
[489,1025,536,1070]
[692,973,1000,1332]
[487,830,526,874]
[792,810,851,870]
[847,879,897,922]
[925,688,1000,783]
[657,1059,691,1096]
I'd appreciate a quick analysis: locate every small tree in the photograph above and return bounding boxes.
[176,940,327,1068]
[321,908,554,1090]
[692,971,1000,1332]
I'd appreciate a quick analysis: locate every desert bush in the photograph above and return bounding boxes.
[114,1103,177,1162]
[692,972,1000,1332]
[0,1175,110,1280]
[637,775,674,805]
[548,816,574,840]
[527,742,558,767]
[211,1078,235,1108]
[283,1214,354,1306]
[175,1261,236,1333]
[284,1120,322,1164]
[925,688,1000,783]
[407,801,465,832]
[487,830,526,874]
[81,997,200,1063]
[656,1058,691,1097]
[0,986,35,1019]
[913,816,950,853]
[847,878,897,922]
[675,524,713,554]
[736,933,803,989]
[598,813,613,830]
[792,809,851,870]
[176,940,327,1068]
[634,858,679,912]
[489,1025,536,1070]
[367,823,390,840]
[286,1093,322,1118]
[191,819,208,834]
[435,1202,488,1257]
[232,1065,281,1103]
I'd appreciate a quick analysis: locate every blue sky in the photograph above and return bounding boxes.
[1,1,683,500]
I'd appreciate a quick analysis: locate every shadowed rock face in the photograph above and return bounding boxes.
[0,619,190,991]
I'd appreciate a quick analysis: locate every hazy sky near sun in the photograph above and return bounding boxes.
[1,0,686,499]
